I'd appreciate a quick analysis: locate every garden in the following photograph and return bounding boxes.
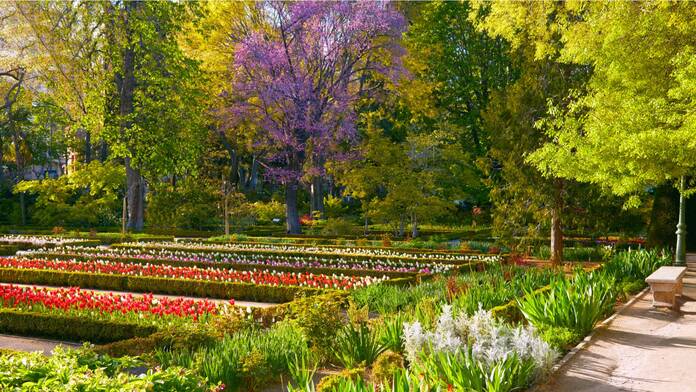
[0,233,671,391]
[1,0,694,391]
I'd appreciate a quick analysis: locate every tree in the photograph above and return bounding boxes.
[498,2,696,258]
[227,1,405,234]
[103,1,207,230]
[474,1,592,264]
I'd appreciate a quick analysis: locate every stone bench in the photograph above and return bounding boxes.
[645,266,687,309]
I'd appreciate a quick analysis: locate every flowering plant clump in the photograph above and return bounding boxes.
[0,284,229,322]
[0,258,388,290]
[21,246,454,274]
[119,241,498,264]
[0,235,89,247]
[403,305,557,373]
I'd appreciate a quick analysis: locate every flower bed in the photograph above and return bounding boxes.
[0,258,388,290]
[20,245,450,275]
[0,284,226,321]
[115,241,497,265]
[0,235,97,247]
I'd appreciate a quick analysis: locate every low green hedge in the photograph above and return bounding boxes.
[23,251,421,280]
[0,308,157,344]
[0,245,20,256]
[0,268,327,303]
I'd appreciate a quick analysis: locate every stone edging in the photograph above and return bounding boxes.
[529,287,650,391]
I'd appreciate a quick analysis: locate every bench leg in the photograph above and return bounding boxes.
[652,290,677,309]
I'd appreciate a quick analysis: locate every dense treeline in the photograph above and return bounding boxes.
[1,1,695,261]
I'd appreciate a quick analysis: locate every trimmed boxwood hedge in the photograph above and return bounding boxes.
[23,251,421,279]
[0,309,157,343]
[0,268,326,303]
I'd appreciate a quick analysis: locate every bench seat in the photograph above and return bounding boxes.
[645,266,687,309]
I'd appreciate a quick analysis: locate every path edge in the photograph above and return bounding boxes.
[530,287,650,391]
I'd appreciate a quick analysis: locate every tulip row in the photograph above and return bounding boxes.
[0,235,89,247]
[20,245,454,274]
[117,241,497,263]
[0,258,389,290]
[0,284,230,323]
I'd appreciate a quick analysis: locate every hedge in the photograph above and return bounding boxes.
[22,251,421,280]
[0,245,20,257]
[0,309,157,344]
[0,268,327,303]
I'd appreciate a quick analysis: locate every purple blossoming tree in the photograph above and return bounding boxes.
[228,1,405,234]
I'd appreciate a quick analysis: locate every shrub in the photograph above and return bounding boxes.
[320,218,356,236]
[371,350,404,385]
[290,294,346,363]
[538,326,582,352]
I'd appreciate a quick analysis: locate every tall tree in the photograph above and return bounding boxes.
[227,1,405,234]
[104,1,207,230]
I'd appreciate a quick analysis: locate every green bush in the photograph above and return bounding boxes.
[147,178,221,230]
[538,326,582,352]
[0,268,326,303]
[15,161,124,227]
[320,218,357,236]
[0,309,157,343]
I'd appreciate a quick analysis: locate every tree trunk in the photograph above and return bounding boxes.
[125,158,145,231]
[646,184,679,248]
[411,213,419,238]
[399,214,406,238]
[249,156,259,192]
[118,1,143,231]
[310,177,324,219]
[550,180,564,266]
[84,130,92,163]
[286,182,301,234]
[12,130,26,225]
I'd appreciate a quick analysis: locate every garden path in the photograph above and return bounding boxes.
[537,291,696,392]
[3,282,277,308]
[0,334,80,354]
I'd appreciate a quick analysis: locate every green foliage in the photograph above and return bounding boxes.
[371,350,405,386]
[377,312,409,353]
[289,294,346,363]
[518,272,616,336]
[0,309,156,343]
[320,218,357,237]
[287,350,318,392]
[600,249,671,284]
[147,177,220,230]
[0,347,209,391]
[15,161,124,227]
[249,200,286,223]
[538,326,582,352]
[534,246,613,262]
[411,349,537,392]
[333,321,386,369]
[156,321,308,391]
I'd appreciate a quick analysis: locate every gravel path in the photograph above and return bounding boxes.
[1,282,277,309]
[537,291,696,392]
[0,334,80,354]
